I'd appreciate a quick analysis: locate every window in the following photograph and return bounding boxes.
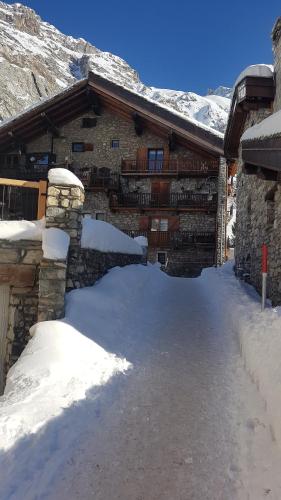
[95,212,106,221]
[82,117,97,128]
[111,140,120,149]
[148,148,164,171]
[26,153,56,169]
[151,218,168,232]
[157,252,167,265]
[72,142,85,152]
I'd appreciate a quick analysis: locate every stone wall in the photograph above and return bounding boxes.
[0,240,42,375]
[235,105,281,303]
[24,109,207,171]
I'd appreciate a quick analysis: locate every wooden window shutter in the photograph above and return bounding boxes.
[84,143,94,151]
[168,216,180,231]
[139,216,149,231]
[136,147,148,170]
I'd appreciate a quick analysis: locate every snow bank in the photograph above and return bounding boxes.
[200,262,281,449]
[81,217,143,255]
[0,218,45,241]
[134,235,148,247]
[42,227,70,260]
[242,108,281,141]
[0,265,162,458]
[234,64,274,87]
[48,168,83,188]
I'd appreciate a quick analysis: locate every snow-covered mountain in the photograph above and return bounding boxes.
[0,2,231,133]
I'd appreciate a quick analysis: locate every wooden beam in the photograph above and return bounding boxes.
[132,112,144,136]
[37,180,47,219]
[0,178,40,189]
[86,89,102,115]
[257,167,278,181]
[41,112,60,137]
[169,132,176,152]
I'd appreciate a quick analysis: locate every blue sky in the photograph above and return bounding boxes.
[6,0,281,94]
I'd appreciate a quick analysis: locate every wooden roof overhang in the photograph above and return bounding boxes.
[0,72,223,158]
[242,135,281,175]
[224,75,275,160]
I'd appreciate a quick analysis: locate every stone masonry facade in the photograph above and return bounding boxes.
[234,22,281,305]
[11,107,226,275]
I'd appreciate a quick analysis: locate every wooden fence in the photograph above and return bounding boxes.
[0,178,47,220]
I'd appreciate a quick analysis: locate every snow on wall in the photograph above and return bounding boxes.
[42,228,70,260]
[0,218,45,241]
[81,218,143,256]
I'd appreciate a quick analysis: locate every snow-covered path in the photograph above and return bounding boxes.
[1,264,281,500]
[49,268,281,500]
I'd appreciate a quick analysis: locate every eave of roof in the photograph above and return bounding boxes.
[224,73,275,159]
[0,72,223,157]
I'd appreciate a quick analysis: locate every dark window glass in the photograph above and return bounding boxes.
[111,140,120,149]
[72,143,85,152]
[96,212,106,221]
[157,252,167,265]
[26,153,56,168]
[148,149,164,171]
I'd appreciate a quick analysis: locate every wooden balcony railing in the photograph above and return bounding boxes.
[123,230,216,248]
[121,159,219,176]
[110,192,218,210]
[76,170,119,190]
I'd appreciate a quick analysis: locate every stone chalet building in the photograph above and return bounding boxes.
[224,17,281,306]
[0,72,227,277]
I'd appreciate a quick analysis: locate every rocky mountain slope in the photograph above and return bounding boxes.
[0,2,231,133]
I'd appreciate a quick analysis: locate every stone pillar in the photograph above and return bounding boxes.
[37,181,85,321]
[45,184,85,245]
[272,18,281,113]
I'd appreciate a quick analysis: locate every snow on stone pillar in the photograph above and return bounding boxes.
[45,168,85,247]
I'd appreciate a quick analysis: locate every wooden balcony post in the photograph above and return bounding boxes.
[37,180,47,219]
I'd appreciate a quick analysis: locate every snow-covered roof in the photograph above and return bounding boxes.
[234,64,274,88]
[48,168,84,188]
[241,109,281,142]
[81,218,143,255]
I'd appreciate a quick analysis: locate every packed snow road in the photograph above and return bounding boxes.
[1,264,281,499]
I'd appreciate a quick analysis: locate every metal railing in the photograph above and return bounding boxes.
[76,170,119,189]
[123,230,216,248]
[121,159,219,175]
[111,192,217,210]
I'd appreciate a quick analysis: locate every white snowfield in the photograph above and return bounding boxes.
[81,217,143,255]
[1,263,281,499]
[42,227,70,260]
[242,108,281,141]
[48,168,84,188]
[234,64,274,88]
[0,219,45,241]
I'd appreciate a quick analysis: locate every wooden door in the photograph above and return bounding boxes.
[151,181,170,206]
[0,285,9,393]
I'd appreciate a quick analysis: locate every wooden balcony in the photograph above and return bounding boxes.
[110,192,218,211]
[121,159,219,176]
[123,230,216,248]
[76,170,119,190]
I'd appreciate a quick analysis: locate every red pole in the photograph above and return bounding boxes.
[262,243,268,273]
[261,244,268,310]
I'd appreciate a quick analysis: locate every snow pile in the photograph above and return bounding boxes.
[42,227,70,260]
[134,235,148,247]
[200,262,281,449]
[48,168,84,188]
[242,108,281,142]
[81,218,143,255]
[234,64,274,87]
[0,218,45,241]
[0,264,166,497]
